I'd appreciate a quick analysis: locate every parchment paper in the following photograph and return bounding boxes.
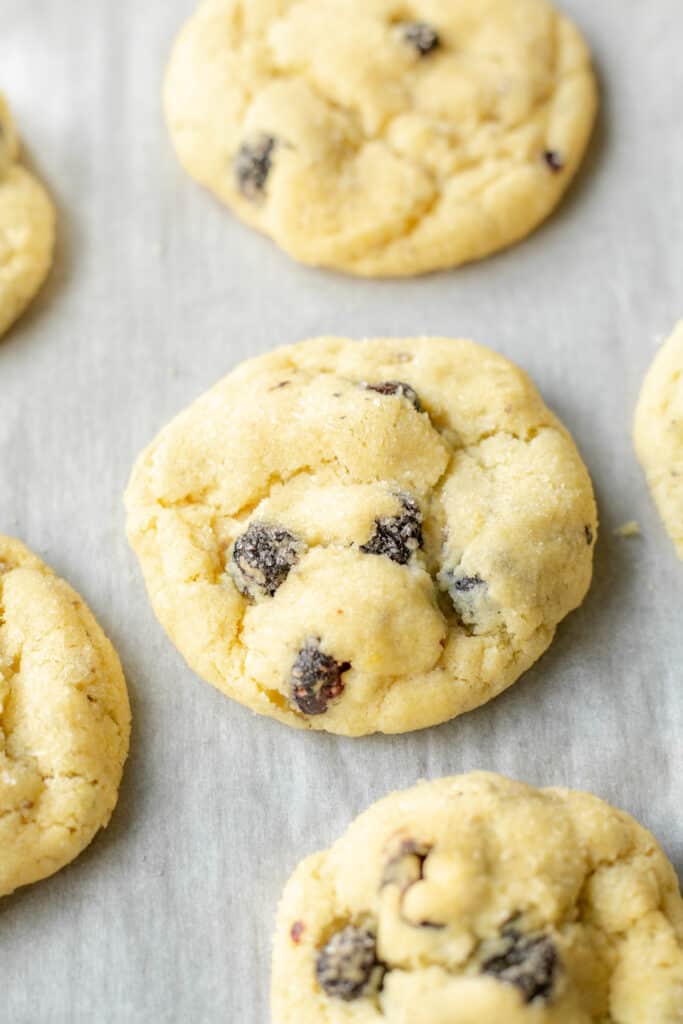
[1,1,682,1020]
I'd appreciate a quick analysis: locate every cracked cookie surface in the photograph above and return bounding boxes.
[163,0,597,277]
[634,321,683,560]
[272,773,683,1023]
[125,335,596,736]
[0,537,130,898]
[0,95,55,336]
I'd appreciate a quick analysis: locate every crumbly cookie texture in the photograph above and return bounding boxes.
[0,536,130,898]
[634,322,683,560]
[164,0,597,277]
[272,773,683,1023]
[125,336,596,736]
[0,94,55,336]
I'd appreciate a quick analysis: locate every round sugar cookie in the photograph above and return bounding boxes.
[125,335,596,736]
[0,536,130,897]
[163,0,597,276]
[272,773,683,1022]
[0,94,55,336]
[634,321,683,560]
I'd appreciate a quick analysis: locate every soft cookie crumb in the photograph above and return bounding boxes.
[614,520,641,538]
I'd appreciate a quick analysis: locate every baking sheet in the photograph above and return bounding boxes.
[1,1,682,1020]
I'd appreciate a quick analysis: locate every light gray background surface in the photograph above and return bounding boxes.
[1,1,681,1021]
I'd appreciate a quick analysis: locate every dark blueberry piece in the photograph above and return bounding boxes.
[291,641,351,715]
[440,570,486,620]
[449,574,485,594]
[402,22,440,56]
[232,522,304,598]
[234,135,276,199]
[482,929,559,1004]
[382,839,430,891]
[316,925,385,1001]
[361,380,422,411]
[381,840,445,928]
[439,569,501,632]
[543,150,564,173]
[584,525,594,545]
[378,839,444,929]
[290,921,305,944]
[361,495,423,565]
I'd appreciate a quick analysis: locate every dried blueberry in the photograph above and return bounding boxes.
[437,568,487,624]
[584,525,594,545]
[291,641,351,715]
[231,522,304,599]
[234,135,276,199]
[543,150,564,173]
[381,839,430,891]
[316,925,385,1001]
[361,495,423,565]
[449,574,485,594]
[361,380,422,411]
[402,22,440,56]
[482,929,559,1004]
[381,840,444,927]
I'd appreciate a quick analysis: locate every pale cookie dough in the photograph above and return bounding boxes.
[0,94,55,336]
[0,537,130,898]
[634,321,683,559]
[164,0,597,277]
[125,336,597,736]
[272,773,683,1023]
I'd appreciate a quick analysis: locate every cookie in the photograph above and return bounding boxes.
[163,0,597,277]
[633,321,683,559]
[272,773,683,1022]
[0,537,130,898]
[125,335,596,736]
[0,95,56,336]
